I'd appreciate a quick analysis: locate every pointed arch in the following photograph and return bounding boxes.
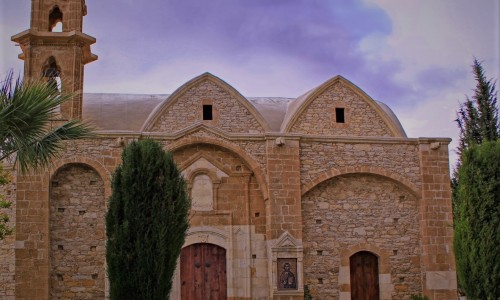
[178,151,233,178]
[281,75,406,137]
[166,136,269,201]
[41,56,61,92]
[49,6,63,32]
[141,72,271,132]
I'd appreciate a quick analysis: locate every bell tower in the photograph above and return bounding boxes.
[11,0,97,120]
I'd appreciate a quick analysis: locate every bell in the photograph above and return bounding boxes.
[43,67,59,78]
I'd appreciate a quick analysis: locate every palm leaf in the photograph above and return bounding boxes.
[0,70,95,173]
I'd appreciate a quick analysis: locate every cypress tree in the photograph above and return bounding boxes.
[472,59,499,142]
[455,59,499,159]
[453,59,499,298]
[453,140,500,299]
[106,139,190,300]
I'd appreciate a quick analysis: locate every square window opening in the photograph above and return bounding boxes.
[203,104,213,120]
[335,108,345,123]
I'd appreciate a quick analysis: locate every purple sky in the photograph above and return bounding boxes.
[1,0,499,167]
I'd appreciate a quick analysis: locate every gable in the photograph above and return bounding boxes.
[283,76,405,137]
[142,73,269,134]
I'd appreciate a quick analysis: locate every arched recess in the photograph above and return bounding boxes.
[301,166,420,198]
[301,173,421,300]
[44,156,112,199]
[41,56,62,92]
[166,136,269,201]
[49,6,63,32]
[141,72,270,132]
[281,75,406,136]
[49,162,106,299]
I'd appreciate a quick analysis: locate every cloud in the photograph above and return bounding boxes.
[415,67,468,92]
[2,0,498,171]
[82,0,399,96]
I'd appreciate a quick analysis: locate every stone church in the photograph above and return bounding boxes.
[1,0,458,299]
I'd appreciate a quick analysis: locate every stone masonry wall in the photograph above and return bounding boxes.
[302,174,421,300]
[172,143,269,299]
[167,129,269,177]
[60,138,124,175]
[418,141,457,299]
[31,0,85,32]
[300,141,421,187]
[290,82,394,136]
[0,167,16,300]
[49,163,106,299]
[27,45,84,119]
[173,143,266,228]
[150,79,265,134]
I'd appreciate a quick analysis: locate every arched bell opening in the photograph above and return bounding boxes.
[41,56,62,94]
[49,6,63,32]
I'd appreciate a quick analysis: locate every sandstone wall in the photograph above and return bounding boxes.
[30,0,86,32]
[0,167,16,300]
[171,143,269,299]
[49,163,106,299]
[302,174,421,300]
[290,82,393,136]
[166,129,269,177]
[300,141,421,187]
[150,79,265,134]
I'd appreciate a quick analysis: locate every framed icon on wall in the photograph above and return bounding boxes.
[277,258,298,290]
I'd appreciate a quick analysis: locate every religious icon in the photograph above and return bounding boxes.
[277,258,297,290]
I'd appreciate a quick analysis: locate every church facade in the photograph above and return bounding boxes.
[1,1,458,299]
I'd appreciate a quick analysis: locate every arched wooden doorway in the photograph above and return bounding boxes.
[350,251,380,300]
[180,243,227,299]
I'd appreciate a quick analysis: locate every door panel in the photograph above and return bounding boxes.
[181,243,227,300]
[350,251,380,300]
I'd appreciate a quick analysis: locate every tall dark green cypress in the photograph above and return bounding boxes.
[456,59,499,159]
[106,139,190,300]
[471,59,499,142]
[453,59,499,298]
[453,140,500,299]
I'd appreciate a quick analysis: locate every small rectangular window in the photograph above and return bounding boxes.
[203,105,213,120]
[335,108,345,123]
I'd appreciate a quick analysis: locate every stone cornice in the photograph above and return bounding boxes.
[93,129,451,145]
[11,29,97,64]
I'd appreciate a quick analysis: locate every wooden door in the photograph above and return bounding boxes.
[181,243,227,300]
[350,251,380,300]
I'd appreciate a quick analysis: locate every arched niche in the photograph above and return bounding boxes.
[302,173,420,299]
[49,6,63,32]
[49,163,105,299]
[190,173,215,211]
[41,56,61,93]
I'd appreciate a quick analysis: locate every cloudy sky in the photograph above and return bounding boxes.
[1,0,499,167]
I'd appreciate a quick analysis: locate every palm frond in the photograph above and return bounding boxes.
[1,70,95,173]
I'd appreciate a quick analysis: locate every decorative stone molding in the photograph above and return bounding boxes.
[141,72,270,133]
[270,231,304,297]
[180,155,229,211]
[167,135,269,200]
